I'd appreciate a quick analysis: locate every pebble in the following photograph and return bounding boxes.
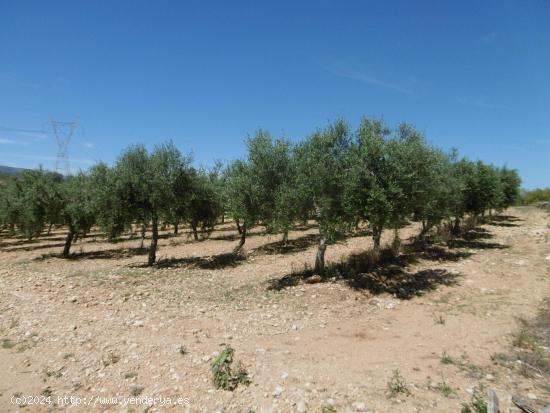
[527,393,537,400]
[272,385,284,397]
[352,401,367,411]
[296,400,307,412]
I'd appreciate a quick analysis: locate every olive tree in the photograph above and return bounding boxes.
[186,169,222,240]
[225,130,293,251]
[0,169,63,240]
[391,124,461,237]
[89,163,133,241]
[498,166,521,210]
[294,119,352,274]
[59,173,96,256]
[113,142,193,266]
[225,159,261,251]
[344,118,401,251]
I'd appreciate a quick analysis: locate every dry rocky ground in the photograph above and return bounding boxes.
[0,207,549,412]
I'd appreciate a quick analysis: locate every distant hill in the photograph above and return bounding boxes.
[0,165,26,175]
[0,165,27,184]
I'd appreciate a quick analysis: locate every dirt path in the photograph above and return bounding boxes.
[0,207,548,412]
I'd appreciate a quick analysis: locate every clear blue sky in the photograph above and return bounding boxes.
[0,0,548,188]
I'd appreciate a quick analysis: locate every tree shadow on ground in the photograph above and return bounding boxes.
[268,242,465,296]
[209,230,270,241]
[36,247,148,261]
[347,268,458,299]
[0,238,41,248]
[252,234,319,255]
[267,225,509,296]
[5,242,68,253]
[0,231,109,250]
[484,214,523,227]
[447,239,509,249]
[151,252,246,270]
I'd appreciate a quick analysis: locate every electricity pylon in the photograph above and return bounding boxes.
[51,119,78,175]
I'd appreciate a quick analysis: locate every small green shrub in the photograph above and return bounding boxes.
[211,345,250,391]
[387,369,410,398]
[441,351,454,364]
[437,381,453,397]
[460,383,486,413]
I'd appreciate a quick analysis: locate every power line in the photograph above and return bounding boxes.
[0,125,51,135]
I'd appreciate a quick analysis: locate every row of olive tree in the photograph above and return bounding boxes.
[222,118,521,274]
[0,117,521,270]
[0,142,222,265]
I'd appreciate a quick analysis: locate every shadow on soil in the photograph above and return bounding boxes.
[253,234,319,255]
[484,214,523,228]
[152,252,246,270]
[268,224,510,299]
[36,247,148,261]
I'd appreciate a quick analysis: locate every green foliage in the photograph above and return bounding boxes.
[187,169,222,239]
[498,167,521,208]
[458,160,505,217]
[295,119,352,239]
[225,130,294,249]
[520,187,550,204]
[0,168,62,239]
[89,162,131,241]
[211,346,250,391]
[111,142,194,265]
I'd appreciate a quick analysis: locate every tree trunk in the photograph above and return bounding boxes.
[139,224,146,249]
[174,222,179,235]
[147,218,159,266]
[63,227,75,257]
[47,223,53,235]
[236,219,242,235]
[191,222,199,241]
[313,236,327,275]
[282,231,288,246]
[391,228,401,253]
[221,213,225,224]
[372,226,382,252]
[452,217,460,235]
[234,224,246,252]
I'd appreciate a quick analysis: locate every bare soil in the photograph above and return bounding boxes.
[0,207,549,412]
